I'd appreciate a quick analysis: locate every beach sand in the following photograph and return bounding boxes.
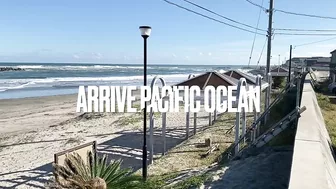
[0,94,80,134]
[0,94,210,188]
[0,90,283,189]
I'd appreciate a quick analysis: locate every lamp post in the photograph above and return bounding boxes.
[139,25,151,181]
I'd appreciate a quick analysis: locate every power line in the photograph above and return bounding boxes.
[182,0,267,32]
[274,9,336,20]
[248,0,265,67]
[245,0,267,11]
[162,0,266,35]
[244,0,336,20]
[274,28,336,32]
[275,32,336,36]
[257,37,267,66]
[294,36,336,48]
[164,0,336,36]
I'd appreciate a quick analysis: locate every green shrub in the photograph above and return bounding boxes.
[52,152,141,189]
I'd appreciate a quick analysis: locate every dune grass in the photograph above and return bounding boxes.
[315,80,336,150]
[134,111,246,188]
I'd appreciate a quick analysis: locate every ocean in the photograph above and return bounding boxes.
[0,63,248,99]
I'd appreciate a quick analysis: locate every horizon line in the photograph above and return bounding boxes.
[0,61,260,66]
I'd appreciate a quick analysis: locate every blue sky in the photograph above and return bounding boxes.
[0,0,335,65]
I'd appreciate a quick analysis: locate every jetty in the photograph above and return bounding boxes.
[0,67,25,72]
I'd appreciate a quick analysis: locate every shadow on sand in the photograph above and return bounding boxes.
[0,123,209,188]
[95,127,188,170]
[0,163,52,189]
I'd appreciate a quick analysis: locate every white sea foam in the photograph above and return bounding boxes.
[0,73,195,91]
[13,65,152,70]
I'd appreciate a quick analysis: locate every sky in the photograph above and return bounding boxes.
[0,0,335,65]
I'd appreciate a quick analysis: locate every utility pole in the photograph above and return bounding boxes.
[288,45,292,83]
[265,0,274,112]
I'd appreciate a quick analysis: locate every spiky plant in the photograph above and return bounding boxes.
[52,151,141,189]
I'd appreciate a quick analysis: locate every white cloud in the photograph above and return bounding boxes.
[73,54,80,59]
[199,52,203,56]
[208,52,212,56]
[92,52,102,59]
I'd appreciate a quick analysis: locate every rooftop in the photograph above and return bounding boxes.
[174,71,239,90]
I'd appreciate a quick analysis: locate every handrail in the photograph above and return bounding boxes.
[224,106,305,161]
[222,74,303,160]
[247,75,299,131]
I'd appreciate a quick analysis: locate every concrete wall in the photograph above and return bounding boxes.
[288,75,336,189]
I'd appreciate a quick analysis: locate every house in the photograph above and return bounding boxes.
[270,67,289,77]
[269,67,292,88]
[285,57,308,67]
[224,70,258,85]
[174,71,242,106]
[223,70,268,89]
[285,57,331,68]
[331,50,336,82]
[174,71,269,105]
[305,57,331,68]
[175,71,239,90]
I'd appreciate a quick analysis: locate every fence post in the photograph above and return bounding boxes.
[296,75,301,108]
[149,114,154,164]
[193,112,197,135]
[235,112,240,154]
[214,108,217,121]
[255,75,262,140]
[186,111,190,139]
[242,111,246,144]
[162,112,166,155]
[149,76,166,164]
[264,72,272,124]
[234,78,248,154]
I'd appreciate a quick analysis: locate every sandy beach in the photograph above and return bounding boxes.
[0,94,80,135]
[0,93,210,188]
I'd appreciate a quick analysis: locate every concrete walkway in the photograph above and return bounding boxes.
[288,73,336,189]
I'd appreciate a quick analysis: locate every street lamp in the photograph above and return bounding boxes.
[139,25,151,181]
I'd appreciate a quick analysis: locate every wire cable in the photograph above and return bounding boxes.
[162,0,266,35]
[244,0,336,20]
[274,28,336,32]
[248,0,265,67]
[294,36,336,48]
[274,9,336,20]
[257,37,267,66]
[182,0,267,32]
[245,0,267,11]
[275,32,336,36]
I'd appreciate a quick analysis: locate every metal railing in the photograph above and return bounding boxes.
[222,73,305,161]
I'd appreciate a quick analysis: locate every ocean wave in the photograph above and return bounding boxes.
[216,69,226,73]
[0,81,35,91]
[12,65,153,71]
[0,73,194,91]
